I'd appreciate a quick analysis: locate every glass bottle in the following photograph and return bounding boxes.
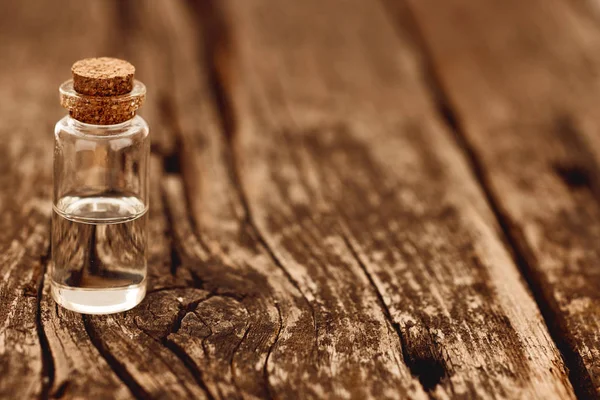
[51,58,149,314]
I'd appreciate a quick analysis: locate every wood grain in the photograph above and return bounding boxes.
[218,0,575,397]
[403,0,600,395]
[0,0,597,397]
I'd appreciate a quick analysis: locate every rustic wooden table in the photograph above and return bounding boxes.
[2,0,600,398]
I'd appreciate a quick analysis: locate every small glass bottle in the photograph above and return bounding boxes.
[51,58,149,314]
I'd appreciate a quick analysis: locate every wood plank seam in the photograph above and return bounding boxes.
[273,117,443,395]
[382,0,595,397]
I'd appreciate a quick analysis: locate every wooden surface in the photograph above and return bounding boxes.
[1,0,600,399]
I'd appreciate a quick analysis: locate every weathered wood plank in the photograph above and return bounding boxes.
[217,0,576,398]
[150,0,408,397]
[403,0,600,395]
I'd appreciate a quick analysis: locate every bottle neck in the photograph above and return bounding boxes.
[60,79,146,125]
[66,114,139,136]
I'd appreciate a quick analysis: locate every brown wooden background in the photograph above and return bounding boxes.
[2,0,600,399]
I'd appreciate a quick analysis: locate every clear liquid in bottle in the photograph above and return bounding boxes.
[51,192,148,314]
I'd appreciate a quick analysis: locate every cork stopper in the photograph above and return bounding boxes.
[60,57,145,125]
[72,57,135,96]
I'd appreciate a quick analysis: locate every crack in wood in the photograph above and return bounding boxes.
[82,316,151,400]
[146,333,203,399]
[112,0,134,58]
[161,292,255,400]
[161,184,184,279]
[341,231,444,395]
[157,94,183,168]
[162,339,217,400]
[264,131,325,365]
[36,243,53,400]
[169,297,204,336]
[51,380,70,399]
[212,88,319,400]
[262,302,281,400]
[229,324,252,399]
[135,292,216,399]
